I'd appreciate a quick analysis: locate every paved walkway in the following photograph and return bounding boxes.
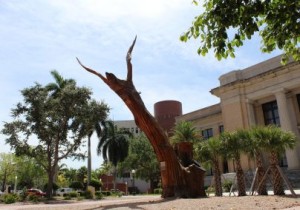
[0,195,162,210]
[0,190,299,210]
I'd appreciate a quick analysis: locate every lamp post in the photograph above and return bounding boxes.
[131,169,136,195]
[99,178,102,193]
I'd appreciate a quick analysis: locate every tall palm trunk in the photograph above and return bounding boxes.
[235,157,246,196]
[87,135,92,186]
[270,151,285,195]
[213,158,222,196]
[255,151,268,195]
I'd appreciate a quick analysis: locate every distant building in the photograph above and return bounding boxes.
[114,120,142,136]
[154,100,182,135]
[176,54,300,172]
[114,100,183,136]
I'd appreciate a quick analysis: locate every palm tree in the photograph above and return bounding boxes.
[83,100,109,186]
[45,70,76,97]
[259,125,296,195]
[247,126,269,195]
[170,121,201,167]
[170,121,201,145]
[221,131,247,196]
[194,136,223,196]
[97,121,131,189]
[238,128,268,195]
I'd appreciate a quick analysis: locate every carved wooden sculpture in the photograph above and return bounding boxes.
[77,37,205,198]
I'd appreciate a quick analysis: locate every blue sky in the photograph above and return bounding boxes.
[0,0,281,169]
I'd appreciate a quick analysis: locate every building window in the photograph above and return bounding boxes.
[262,101,280,126]
[202,128,213,140]
[297,94,300,112]
[262,101,288,167]
[219,125,224,134]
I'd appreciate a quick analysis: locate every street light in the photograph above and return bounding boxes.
[131,169,136,195]
[99,178,102,193]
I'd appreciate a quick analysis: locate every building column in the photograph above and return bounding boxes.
[246,99,256,127]
[275,89,300,169]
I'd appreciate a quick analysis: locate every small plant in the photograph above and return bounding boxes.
[95,191,103,200]
[206,186,215,194]
[63,194,71,200]
[85,189,93,199]
[222,180,233,192]
[69,191,79,198]
[3,194,17,204]
[28,194,40,203]
[19,187,27,201]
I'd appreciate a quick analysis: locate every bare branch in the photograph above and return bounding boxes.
[126,36,137,82]
[76,57,108,84]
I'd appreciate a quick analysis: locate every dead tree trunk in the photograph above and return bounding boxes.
[77,37,206,198]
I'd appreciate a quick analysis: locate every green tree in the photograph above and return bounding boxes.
[60,168,77,184]
[0,153,17,192]
[259,125,296,195]
[1,71,108,197]
[80,100,109,186]
[221,131,247,196]
[120,134,160,192]
[15,156,47,190]
[170,121,201,145]
[98,162,113,176]
[76,166,88,185]
[181,0,300,64]
[194,137,223,196]
[97,121,131,189]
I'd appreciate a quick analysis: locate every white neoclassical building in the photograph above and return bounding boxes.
[177,54,300,172]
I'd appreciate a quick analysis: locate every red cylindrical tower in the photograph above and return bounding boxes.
[154,100,182,135]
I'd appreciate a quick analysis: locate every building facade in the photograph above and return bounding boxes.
[176,55,300,172]
[114,120,142,136]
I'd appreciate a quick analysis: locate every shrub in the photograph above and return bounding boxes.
[206,186,215,194]
[3,194,17,204]
[63,194,71,200]
[111,191,122,197]
[70,181,84,191]
[28,194,40,203]
[222,180,233,192]
[69,191,79,198]
[19,187,27,201]
[85,189,93,199]
[100,191,111,196]
[95,191,103,200]
[89,179,102,191]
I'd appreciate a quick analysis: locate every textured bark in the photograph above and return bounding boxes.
[255,151,268,195]
[235,158,246,196]
[270,152,285,195]
[77,37,206,198]
[213,159,223,196]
